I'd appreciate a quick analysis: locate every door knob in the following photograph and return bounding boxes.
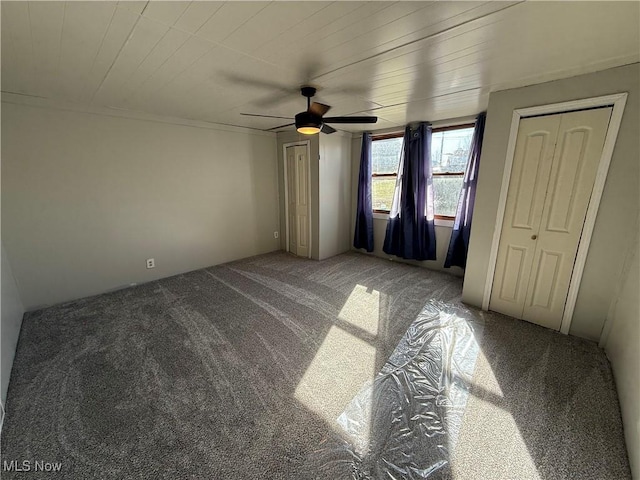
[531,234,538,240]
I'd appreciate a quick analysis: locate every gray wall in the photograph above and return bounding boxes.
[2,102,280,310]
[318,132,352,260]
[603,222,639,479]
[350,135,465,277]
[1,243,25,405]
[463,63,640,340]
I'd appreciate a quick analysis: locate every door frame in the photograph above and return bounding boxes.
[282,140,312,259]
[481,93,628,334]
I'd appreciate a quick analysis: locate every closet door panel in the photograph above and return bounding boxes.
[490,115,560,318]
[522,107,612,328]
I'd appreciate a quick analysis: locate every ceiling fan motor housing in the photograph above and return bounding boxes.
[295,111,322,130]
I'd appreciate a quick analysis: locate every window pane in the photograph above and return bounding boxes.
[372,177,396,211]
[433,175,464,217]
[371,137,403,174]
[432,127,474,173]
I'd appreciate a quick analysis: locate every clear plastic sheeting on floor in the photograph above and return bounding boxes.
[311,300,484,479]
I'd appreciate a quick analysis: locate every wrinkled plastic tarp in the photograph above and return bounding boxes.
[312,300,484,479]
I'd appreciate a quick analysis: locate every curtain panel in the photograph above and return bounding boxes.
[383,123,437,261]
[444,112,487,268]
[353,132,374,252]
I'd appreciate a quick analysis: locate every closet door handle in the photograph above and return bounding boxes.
[531,234,538,240]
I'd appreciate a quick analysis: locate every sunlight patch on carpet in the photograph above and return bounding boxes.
[294,325,376,431]
[338,284,381,336]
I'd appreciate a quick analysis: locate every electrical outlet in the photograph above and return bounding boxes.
[146,258,155,269]
[274,231,279,239]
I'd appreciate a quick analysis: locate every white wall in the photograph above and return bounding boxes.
[463,63,640,340]
[603,220,640,479]
[318,133,351,260]
[350,135,465,277]
[1,243,25,405]
[2,101,280,310]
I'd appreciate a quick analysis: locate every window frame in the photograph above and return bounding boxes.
[370,123,475,220]
[371,132,403,215]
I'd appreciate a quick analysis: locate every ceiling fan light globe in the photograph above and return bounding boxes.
[297,126,321,135]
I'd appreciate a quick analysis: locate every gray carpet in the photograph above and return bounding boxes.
[0,251,631,479]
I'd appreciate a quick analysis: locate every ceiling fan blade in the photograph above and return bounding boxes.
[323,116,378,124]
[267,122,295,131]
[309,102,331,116]
[241,113,293,120]
[321,124,336,134]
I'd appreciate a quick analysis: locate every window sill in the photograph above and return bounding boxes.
[372,212,455,227]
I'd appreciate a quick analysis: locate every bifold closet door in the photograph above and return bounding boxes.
[286,146,298,255]
[521,108,611,328]
[490,107,612,330]
[286,145,310,258]
[490,115,561,320]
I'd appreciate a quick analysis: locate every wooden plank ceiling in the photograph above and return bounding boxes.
[2,1,639,132]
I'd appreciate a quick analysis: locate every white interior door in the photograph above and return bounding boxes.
[286,145,310,258]
[490,107,612,330]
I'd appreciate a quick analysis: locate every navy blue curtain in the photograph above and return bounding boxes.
[383,123,436,261]
[444,112,487,268]
[353,132,374,252]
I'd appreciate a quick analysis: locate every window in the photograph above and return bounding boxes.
[371,134,403,212]
[371,124,475,219]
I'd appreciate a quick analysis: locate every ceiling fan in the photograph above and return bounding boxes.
[241,86,378,135]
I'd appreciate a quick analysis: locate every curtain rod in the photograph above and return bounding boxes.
[353,114,480,139]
